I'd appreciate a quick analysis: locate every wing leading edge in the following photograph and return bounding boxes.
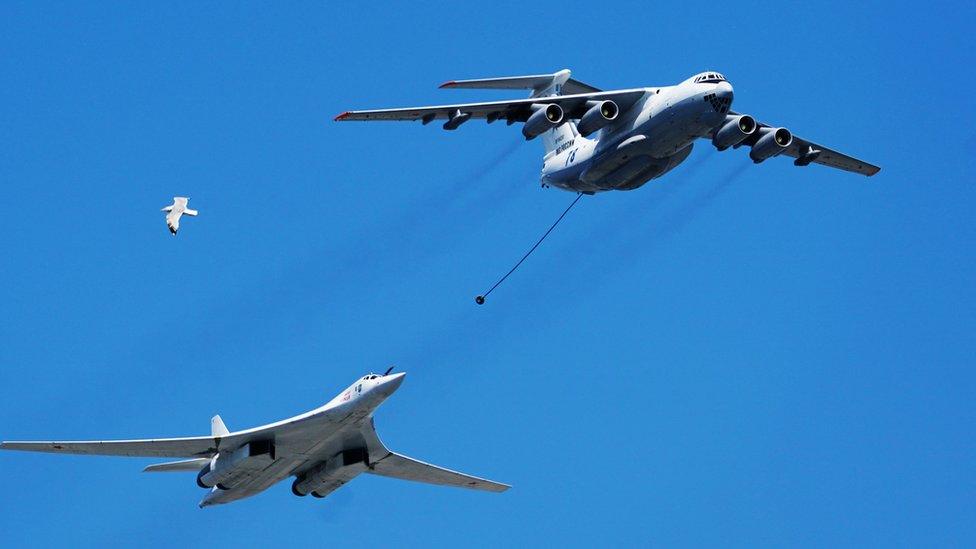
[360,421,509,493]
[0,437,223,458]
[728,112,880,177]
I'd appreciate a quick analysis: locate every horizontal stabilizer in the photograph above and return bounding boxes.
[440,69,601,97]
[143,457,210,473]
[367,451,509,493]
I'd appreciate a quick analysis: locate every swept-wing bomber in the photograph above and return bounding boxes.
[336,69,880,193]
[0,370,509,507]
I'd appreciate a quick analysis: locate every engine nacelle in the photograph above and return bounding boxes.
[749,127,793,163]
[196,460,213,489]
[576,100,619,137]
[712,114,757,151]
[292,448,368,498]
[522,103,564,140]
[197,440,274,489]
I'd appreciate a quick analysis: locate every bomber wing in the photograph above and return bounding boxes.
[361,420,509,493]
[1,409,331,459]
[1,436,221,458]
[368,451,510,492]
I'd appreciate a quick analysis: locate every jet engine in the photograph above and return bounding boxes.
[196,459,214,488]
[712,114,757,151]
[522,103,565,140]
[576,100,619,137]
[291,448,369,498]
[749,127,793,163]
[196,440,275,489]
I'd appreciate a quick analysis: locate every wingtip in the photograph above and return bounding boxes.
[333,111,351,122]
[438,80,457,89]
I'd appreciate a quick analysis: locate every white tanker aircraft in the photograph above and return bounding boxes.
[335,69,880,193]
[0,370,508,508]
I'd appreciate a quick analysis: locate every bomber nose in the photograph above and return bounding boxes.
[378,372,406,395]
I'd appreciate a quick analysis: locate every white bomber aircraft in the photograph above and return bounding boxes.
[0,370,508,508]
[335,69,879,193]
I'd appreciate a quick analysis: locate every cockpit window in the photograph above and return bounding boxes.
[695,73,726,84]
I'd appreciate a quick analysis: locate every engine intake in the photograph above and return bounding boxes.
[522,103,564,140]
[577,100,619,137]
[712,114,757,151]
[291,448,369,498]
[196,461,213,489]
[749,127,793,163]
[196,440,275,489]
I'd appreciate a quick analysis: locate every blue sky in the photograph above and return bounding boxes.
[1,1,973,546]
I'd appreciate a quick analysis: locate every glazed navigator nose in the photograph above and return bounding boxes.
[714,80,733,102]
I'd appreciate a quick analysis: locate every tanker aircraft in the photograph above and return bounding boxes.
[0,370,509,508]
[335,69,880,193]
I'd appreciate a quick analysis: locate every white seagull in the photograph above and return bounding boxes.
[161,197,198,235]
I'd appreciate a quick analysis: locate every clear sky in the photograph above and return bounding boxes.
[1,1,973,546]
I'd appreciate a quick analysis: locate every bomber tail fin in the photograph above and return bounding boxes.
[211,415,229,437]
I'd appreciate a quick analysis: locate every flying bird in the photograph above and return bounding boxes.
[161,197,198,235]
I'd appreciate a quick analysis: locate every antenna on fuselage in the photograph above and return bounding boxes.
[475,192,584,305]
[382,366,395,376]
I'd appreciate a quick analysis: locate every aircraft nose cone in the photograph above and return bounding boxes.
[379,372,406,395]
[715,81,733,101]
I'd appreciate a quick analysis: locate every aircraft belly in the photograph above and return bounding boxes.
[544,95,709,193]
[209,421,370,505]
[546,163,599,193]
[605,158,662,189]
[202,457,299,505]
[583,142,694,192]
